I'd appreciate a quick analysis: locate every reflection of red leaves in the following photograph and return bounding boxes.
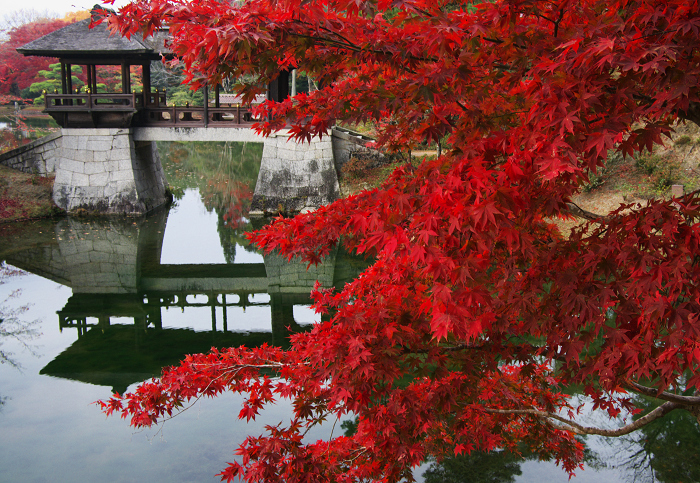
[0,108,50,156]
[203,177,253,229]
[0,95,30,105]
[222,184,253,229]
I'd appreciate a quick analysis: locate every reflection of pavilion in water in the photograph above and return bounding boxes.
[0,208,363,393]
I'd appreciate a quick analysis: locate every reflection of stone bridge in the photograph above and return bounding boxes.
[1,207,360,330]
[0,209,364,391]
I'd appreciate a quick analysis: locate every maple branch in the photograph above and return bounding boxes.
[148,365,254,426]
[292,20,437,65]
[565,202,608,222]
[301,410,332,438]
[531,12,556,26]
[624,379,700,406]
[441,342,488,352]
[482,37,504,45]
[484,401,683,436]
[553,8,565,38]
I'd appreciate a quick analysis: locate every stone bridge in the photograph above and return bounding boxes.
[7,13,378,215]
[0,125,375,215]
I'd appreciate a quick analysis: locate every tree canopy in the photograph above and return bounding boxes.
[99,0,700,481]
[25,63,84,105]
[0,16,77,97]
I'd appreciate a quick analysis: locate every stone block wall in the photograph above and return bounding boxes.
[251,130,340,214]
[330,126,381,175]
[53,128,167,214]
[0,132,62,175]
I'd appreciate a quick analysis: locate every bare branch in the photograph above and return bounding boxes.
[484,401,683,437]
[625,379,700,405]
[566,202,608,222]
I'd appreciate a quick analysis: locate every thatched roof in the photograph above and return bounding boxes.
[16,12,164,63]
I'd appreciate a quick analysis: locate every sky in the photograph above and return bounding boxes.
[4,0,132,16]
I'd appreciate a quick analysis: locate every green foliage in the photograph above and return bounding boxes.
[341,417,358,436]
[168,86,205,106]
[636,152,666,175]
[583,150,622,192]
[632,396,700,483]
[635,152,681,192]
[675,135,692,145]
[422,450,526,483]
[24,63,83,102]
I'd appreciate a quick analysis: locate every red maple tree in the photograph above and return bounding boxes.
[99,0,700,481]
[0,18,73,97]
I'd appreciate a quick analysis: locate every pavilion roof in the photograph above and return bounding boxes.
[16,14,164,63]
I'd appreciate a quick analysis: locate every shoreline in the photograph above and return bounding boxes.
[0,165,63,223]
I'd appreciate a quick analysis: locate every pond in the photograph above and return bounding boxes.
[0,111,59,154]
[0,141,697,482]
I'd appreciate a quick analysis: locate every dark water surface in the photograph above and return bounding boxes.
[0,142,697,482]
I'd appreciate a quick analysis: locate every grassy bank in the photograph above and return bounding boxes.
[0,165,62,223]
[339,122,700,238]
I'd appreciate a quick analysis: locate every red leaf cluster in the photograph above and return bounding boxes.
[0,18,74,96]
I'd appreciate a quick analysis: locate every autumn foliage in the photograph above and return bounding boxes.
[0,18,76,97]
[99,0,700,481]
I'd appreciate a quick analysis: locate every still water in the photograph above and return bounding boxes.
[0,112,60,150]
[0,141,698,482]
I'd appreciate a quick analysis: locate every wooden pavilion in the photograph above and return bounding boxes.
[16,6,281,128]
[17,8,168,128]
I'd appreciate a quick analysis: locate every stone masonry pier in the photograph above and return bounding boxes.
[0,126,376,215]
[53,128,167,214]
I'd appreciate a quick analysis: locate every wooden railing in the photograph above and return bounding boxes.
[144,91,167,107]
[140,105,261,127]
[43,92,262,128]
[45,92,140,111]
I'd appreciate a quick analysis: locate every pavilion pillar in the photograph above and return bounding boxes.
[66,64,73,105]
[60,63,68,94]
[66,64,73,92]
[267,69,290,102]
[212,84,221,121]
[142,63,151,105]
[90,65,97,92]
[203,84,209,126]
[121,63,130,93]
[86,64,92,92]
